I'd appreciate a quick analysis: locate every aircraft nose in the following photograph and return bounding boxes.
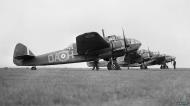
[135,42,142,49]
[133,39,141,49]
[135,39,141,44]
[134,39,142,48]
[171,56,176,61]
[128,39,141,45]
[126,39,142,52]
[166,55,176,61]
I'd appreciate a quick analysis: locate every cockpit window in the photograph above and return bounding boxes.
[64,43,76,50]
[63,43,78,55]
[138,49,153,57]
[107,35,119,41]
[127,39,140,44]
[152,52,160,56]
[105,35,141,45]
[138,49,147,55]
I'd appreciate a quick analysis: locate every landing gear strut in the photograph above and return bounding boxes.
[140,64,147,69]
[31,66,37,70]
[107,57,121,70]
[160,64,168,69]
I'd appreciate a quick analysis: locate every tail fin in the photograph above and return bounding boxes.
[13,43,35,66]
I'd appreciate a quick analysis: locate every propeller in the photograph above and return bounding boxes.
[102,29,105,38]
[158,51,160,56]
[147,47,152,58]
[122,28,130,62]
[122,28,129,52]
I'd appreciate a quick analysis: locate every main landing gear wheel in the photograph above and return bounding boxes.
[140,64,147,69]
[31,66,37,70]
[160,64,168,69]
[107,58,121,70]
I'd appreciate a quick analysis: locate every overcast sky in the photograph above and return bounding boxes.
[0,0,190,68]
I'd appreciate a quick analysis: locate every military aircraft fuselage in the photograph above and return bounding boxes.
[21,43,140,66]
[14,32,141,67]
[20,50,94,66]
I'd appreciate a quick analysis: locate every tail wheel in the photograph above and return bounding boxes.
[31,66,37,70]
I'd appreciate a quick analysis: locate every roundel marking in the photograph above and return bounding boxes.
[58,51,69,61]
[60,53,66,59]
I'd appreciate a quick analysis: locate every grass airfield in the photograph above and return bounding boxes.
[0,68,190,106]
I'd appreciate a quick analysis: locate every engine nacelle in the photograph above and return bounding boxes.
[98,40,125,59]
[110,40,123,50]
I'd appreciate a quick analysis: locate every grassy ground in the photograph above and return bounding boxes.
[0,68,190,106]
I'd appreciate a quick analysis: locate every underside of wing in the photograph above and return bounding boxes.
[76,32,110,55]
[124,51,142,63]
[151,56,165,64]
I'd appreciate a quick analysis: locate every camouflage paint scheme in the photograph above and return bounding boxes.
[13,32,141,67]
[87,49,175,68]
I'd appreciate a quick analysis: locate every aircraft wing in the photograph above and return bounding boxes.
[76,32,110,55]
[142,55,165,66]
[123,51,142,64]
[151,55,166,64]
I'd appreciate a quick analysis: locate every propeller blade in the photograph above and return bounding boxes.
[122,28,128,49]
[147,47,151,58]
[157,51,160,56]
[102,29,105,38]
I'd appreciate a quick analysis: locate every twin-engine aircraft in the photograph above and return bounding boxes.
[87,49,176,69]
[13,30,141,70]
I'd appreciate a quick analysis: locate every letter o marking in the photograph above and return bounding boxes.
[58,51,69,61]
[60,53,66,59]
